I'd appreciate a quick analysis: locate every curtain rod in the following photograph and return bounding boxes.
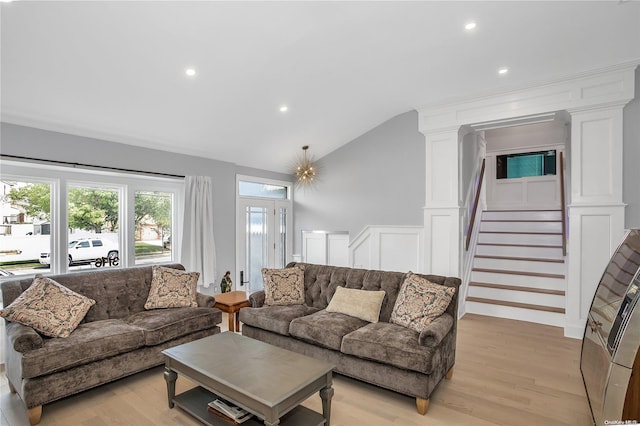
[0,154,185,179]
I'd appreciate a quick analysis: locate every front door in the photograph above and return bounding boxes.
[237,198,291,294]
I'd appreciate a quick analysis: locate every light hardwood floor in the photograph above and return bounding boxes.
[0,313,593,426]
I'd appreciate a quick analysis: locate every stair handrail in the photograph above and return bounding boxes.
[466,158,486,251]
[560,151,567,256]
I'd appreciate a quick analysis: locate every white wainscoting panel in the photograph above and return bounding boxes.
[351,233,372,270]
[302,231,349,267]
[350,226,424,273]
[327,234,349,267]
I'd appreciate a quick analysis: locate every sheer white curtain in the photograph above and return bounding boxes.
[181,176,216,288]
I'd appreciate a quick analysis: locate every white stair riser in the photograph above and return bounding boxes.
[478,232,562,246]
[482,211,562,221]
[480,221,562,233]
[467,286,565,308]
[473,257,566,275]
[476,244,564,259]
[465,301,565,327]
[471,271,565,291]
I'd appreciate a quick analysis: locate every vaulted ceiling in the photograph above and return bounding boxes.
[2,1,639,172]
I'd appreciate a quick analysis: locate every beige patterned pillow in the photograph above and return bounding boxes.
[144,266,199,309]
[0,276,96,338]
[390,272,455,333]
[325,286,386,323]
[262,266,305,306]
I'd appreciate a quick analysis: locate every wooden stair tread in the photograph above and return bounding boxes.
[474,254,564,263]
[466,297,566,314]
[481,219,562,223]
[479,231,562,235]
[483,209,562,213]
[477,242,563,249]
[472,268,565,279]
[469,281,565,296]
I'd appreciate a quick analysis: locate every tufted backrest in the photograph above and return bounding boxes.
[0,264,185,322]
[289,262,461,323]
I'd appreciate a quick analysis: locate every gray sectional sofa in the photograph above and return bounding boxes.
[1,263,222,425]
[240,262,460,415]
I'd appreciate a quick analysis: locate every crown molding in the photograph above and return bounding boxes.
[417,60,639,134]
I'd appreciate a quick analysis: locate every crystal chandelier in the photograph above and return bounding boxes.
[294,145,317,187]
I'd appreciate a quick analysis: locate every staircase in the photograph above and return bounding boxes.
[465,210,566,327]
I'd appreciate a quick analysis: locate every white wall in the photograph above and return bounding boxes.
[293,110,425,258]
[484,121,567,210]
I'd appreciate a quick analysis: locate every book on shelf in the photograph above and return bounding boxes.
[207,399,253,424]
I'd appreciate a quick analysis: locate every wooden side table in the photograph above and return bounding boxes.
[213,291,251,332]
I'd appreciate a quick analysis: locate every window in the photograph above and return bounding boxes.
[67,184,120,271]
[496,150,557,179]
[0,180,51,277]
[134,191,173,265]
[0,161,183,277]
[238,180,288,199]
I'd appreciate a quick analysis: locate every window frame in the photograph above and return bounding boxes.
[0,160,184,276]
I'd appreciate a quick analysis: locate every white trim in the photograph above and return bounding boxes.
[417,62,637,337]
[418,62,637,134]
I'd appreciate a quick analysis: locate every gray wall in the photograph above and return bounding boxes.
[0,123,290,294]
[292,110,425,255]
[623,66,640,229]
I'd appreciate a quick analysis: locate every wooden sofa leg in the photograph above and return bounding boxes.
[28,405,42,426]
[416,397,430,415]
[446,366,454,380]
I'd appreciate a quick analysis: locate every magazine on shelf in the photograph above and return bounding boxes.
[207,399,253,424]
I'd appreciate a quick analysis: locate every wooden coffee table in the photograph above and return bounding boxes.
[214,291,252,332]
[162,332,334,426]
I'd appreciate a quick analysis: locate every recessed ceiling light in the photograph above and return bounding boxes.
[498,67,509,75]
[185,68,197,77]
[465,22,477,31]
[279,105,288,113]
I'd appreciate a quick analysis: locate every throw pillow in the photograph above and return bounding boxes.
[325,286,386,323]
[0,276,96,338]
[390,272,456,333]
[262,266,305,306]
[144,265,199,309]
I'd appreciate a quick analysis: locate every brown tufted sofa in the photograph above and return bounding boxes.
[1,263,222,425]
[239,262,460,415]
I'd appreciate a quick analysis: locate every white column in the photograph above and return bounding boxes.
[565,105,627,338]
[421,128,462,277]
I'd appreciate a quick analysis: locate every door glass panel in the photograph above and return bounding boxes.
[278,207,287,268]
[67,186,120,271]
[239,181,287,199]
[134,191,173,265]
[246,206,269,292]
[0,181,51,277]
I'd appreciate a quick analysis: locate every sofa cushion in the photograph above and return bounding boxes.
[0,276,96,338]
[126,307,221,346]
[390,272,456,333]
[21,319,145,379]
[289,310,368,351]
[145,266,199,310]
[262,266,305,306]
[341,321,438,374]
[325,286,386,323]
[239,305,319,336]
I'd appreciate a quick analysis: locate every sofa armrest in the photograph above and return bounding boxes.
[248,290,265,307]
[418,313,454,348]
[6,322,44,353]
[196,292,216,308]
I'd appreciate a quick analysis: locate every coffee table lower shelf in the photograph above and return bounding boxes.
[172,386,326,426]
